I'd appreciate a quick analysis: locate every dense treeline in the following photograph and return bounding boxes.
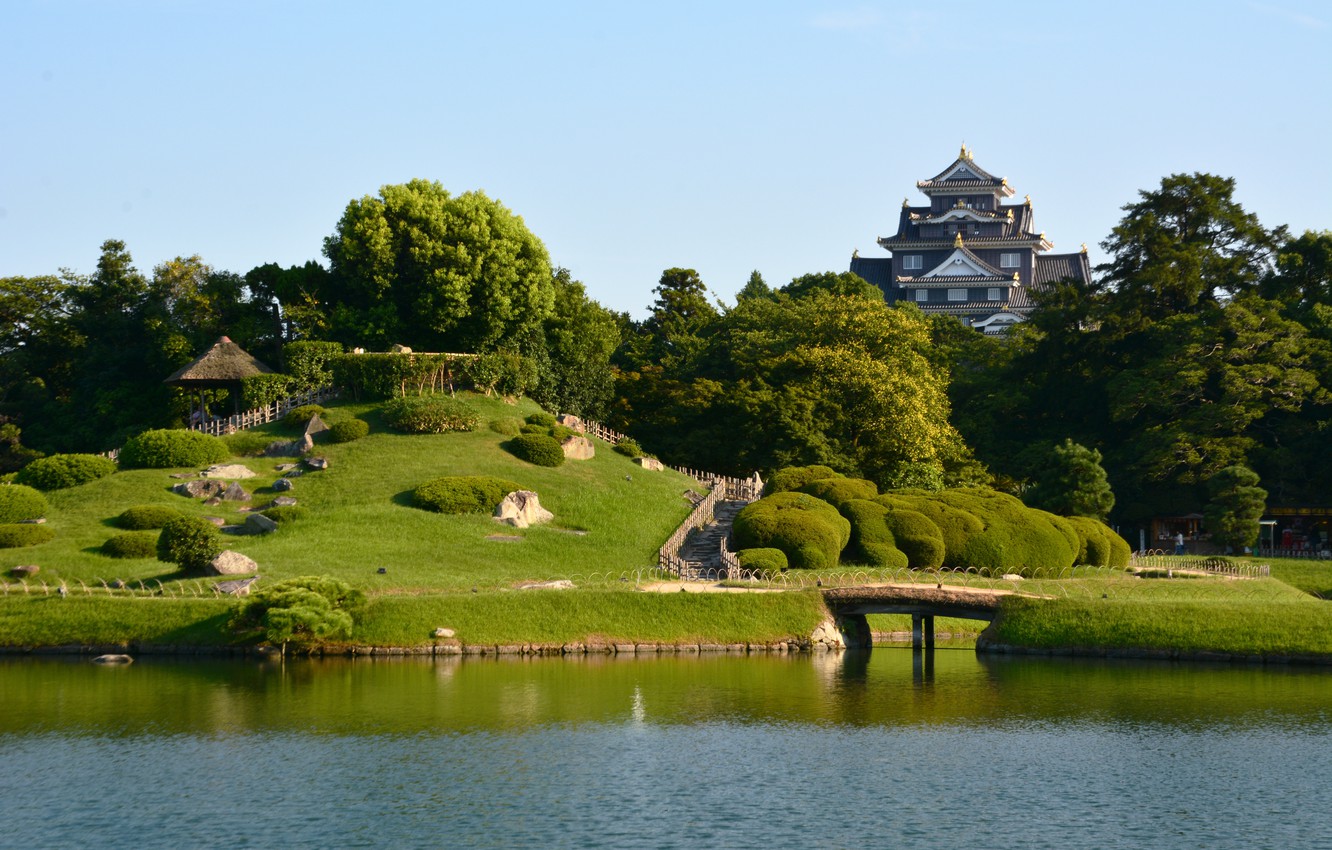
[3,173,1328,542]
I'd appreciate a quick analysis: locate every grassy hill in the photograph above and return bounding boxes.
[0,394,831,648]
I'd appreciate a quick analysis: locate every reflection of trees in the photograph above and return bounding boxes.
[3,654,1328,737]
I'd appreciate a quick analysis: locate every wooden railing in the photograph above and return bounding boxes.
[190,387,338,437]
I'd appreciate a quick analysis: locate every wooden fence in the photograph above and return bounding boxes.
[190,387,338,437]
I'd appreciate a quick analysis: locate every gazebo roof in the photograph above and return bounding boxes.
[164,336,276,386]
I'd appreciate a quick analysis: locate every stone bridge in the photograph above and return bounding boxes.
[822,584,1006,650]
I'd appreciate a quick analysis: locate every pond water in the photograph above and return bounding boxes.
[2,649,1329,849]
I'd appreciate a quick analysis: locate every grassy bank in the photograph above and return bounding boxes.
[0,589,831,649]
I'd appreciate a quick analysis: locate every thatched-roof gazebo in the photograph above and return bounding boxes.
[165,336,276,421]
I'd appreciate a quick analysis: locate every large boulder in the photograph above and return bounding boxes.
[633,457,664,471]
[201,464,257,480]
[303,414,330,437]
[221,482,251,502]
[271,477,294,492]
[208,550,258,576]
[493,490,554,529]
[556,414,583,430]
[561,436,595,460]
[172,479,228,499]
[244,513,279,535]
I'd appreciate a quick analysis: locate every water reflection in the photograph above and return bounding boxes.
[3,650,1332,736]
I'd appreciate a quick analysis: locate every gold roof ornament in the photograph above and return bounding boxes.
[902,197,910,208]
[1081,243,1089,253]
[853,248,860,258]
[1006,209,1013,219]
[1012,273,1020,281]
[954,232,964,247]
[959,142,972,161]
[1024,194,1031,204]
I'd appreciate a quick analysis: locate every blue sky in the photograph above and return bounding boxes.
[4,1,1329,318]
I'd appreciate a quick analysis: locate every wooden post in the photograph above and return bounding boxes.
[924,615,936,651]
[912,614,922,650]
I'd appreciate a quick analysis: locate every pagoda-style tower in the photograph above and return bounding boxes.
[850,146,1090,333]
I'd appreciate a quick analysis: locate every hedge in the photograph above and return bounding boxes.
[116,505,185,530]
[799,477,878,510]
[327,419,370,443]
[841,499,909,569]
[881,508,946,570]
[934,489,1075,574]
[0,484,49,523]
[284,341,343,393]
[119,429,230,469]
[733,492,850,570]
[413,476,525,514]
[507,434,565,468]
[878,493,982,567]
[382,396,480,434]
[735,547,788,572]
[613,438,645,459]
[157,515,222,573]
[101,531,160,559]
[764,465,841,496]
[0,523,55,549]
[489,417,524,437]
[14,454,117,490]
[240,374,294,410]
[283,405,326,428]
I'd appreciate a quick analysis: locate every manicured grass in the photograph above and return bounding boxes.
[1265,557,1332,599]
[0,596,235,646]
[0,394,698,592]
[351,588,830,646]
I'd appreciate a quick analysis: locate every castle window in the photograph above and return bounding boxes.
[1000,253,1021,269]
[987,288,1002,301]
[902,255,922,270]
[948,289,967,301]
[914,289,928,302]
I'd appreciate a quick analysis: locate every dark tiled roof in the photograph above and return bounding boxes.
[920,152,1003,185]
[849,255,894,298]
[1033,252,1092,286]
[899,274,1014,286]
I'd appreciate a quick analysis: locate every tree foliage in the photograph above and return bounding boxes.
[1203,465,1267,552]
[1023,439,1115,521]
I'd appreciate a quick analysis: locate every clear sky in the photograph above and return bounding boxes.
[4,1,1329,318]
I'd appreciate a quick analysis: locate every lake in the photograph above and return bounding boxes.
[2,649,1329,849]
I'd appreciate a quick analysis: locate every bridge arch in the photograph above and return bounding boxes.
[822,585,1003,649]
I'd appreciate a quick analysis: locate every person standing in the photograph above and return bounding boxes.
[1174,531,1185,555]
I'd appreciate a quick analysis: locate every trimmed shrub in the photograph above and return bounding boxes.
[260,505,310,524]
[613,438,645,458]
[101,531,159,559]
[157,515,222,573]
[507,434,566,468]
[841,499,909,569]
[284,340,343,393]
[489,417,524,437]
[119,429,230,469]
[0,523,55,549]
[116,505,184,530]
[15,454,117,490]
[230,575,364,648]
[765,465,841,496]
[519,423,546,435]
[1037,510,1082,565]
[1105,528,1132,569]
[733,492,851,570]
[799,477,878,510]
[881,508,946,570]
[934,489,1076,575]
[382,396,480,434]
[0,484,48,524]
[413,476,525,514]
[551,424,576,442]
[878,493,982,567]
[330,352,414,401]
[1064,515,1111,566]
[327,419,370,444]
[525,411,558,428]
[240,373,294,410]
[283,405,326,428]
[736,547,788,573]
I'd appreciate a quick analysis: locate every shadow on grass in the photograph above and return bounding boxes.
[390,489,419,510]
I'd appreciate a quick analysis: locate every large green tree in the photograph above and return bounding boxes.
[1023,439,1115,521]
[529,268,620,419]
[1203,465,1267,552]
[322,180,554,353]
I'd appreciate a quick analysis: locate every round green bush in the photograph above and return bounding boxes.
[878,493,982,567]
[119,429,230,469]
[101,531,159,559]
[935,489,1076,575]
[735,547,788,573]
[1105,528,1132,569]
[525,411,557,428]
[413,476,525,514]
[382,396,480,434]
[327,419,370,443]
[881,508,946,570]
[507,433,566,468]
[260,505,310,524]
[551,424,576,442]
[15,453,117,490]
[157,515,222,572]
[0,523,55,548]
[0,484,48,524]
[613,438,645,458]
[519,423,546,435]
[489,417,524,437]
[799,477,879,510]
[841,499,909,569]
[765,465,841,496]
[733,492,851,570]
[116,505,185,530]
[283,404,326,428]
[1063,515,1111,566]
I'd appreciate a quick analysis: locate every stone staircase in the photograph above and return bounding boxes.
[677,500,746,579]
